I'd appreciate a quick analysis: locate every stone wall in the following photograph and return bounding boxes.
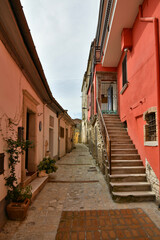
[145,158,160,201]
[88,117,109,181]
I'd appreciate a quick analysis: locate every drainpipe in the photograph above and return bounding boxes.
[139,5,160,197]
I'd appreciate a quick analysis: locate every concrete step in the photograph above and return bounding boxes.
[110,166,145,174]
[111,154,140,160]
[112,160,143,167]
[110,136,131,140]
[109,131,128,136]
[112,191,155,202]
[111,140,133,144]
[103,114,119,118]
[111,144,135,149]
[110,182,151,192]
[21,172,38,187]
[108,130,127,135]
[109,174,147,182]
[112,149,138,154]
[29,176,48,202]
[105,120,122,124]
[106,123,124,127]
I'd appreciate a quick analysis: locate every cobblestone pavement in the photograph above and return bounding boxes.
[0,144,160,240]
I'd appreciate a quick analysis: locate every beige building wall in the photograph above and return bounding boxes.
[59,118,66,158]
[44,106,58,159]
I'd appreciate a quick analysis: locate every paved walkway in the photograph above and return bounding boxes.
[0,144,160,240]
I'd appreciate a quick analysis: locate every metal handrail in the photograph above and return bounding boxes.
[96,99,111,175]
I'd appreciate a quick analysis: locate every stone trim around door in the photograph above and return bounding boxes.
[22,90,39,183]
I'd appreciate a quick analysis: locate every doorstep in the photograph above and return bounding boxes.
[21,171,38,187]
[29,176,49,202]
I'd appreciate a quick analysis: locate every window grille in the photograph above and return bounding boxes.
[145,112,157,141]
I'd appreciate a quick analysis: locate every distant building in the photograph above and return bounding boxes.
[73,119,82,144]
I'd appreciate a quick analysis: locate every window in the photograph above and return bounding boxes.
[0,153,4,174]
[49,116,54,128]
[145,112,156,141]
[60,127,64,138]
[122,54,127,87]
[144,107,157,146]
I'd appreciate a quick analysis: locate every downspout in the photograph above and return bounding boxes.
[139,5,160,197]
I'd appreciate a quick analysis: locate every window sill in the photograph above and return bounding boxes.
[144,141,158,146]
[120,83,128,95]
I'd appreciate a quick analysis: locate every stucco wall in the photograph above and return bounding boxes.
[0,40,43,201]
[44,106,58,159]
[59,119,66,158]
[117,0,160,181]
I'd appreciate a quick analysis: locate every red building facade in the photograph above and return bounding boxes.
[84,0,160,200]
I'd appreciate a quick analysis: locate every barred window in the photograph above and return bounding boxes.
[145,112,157,141]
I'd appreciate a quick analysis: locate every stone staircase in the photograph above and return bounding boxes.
[103,114,155,202]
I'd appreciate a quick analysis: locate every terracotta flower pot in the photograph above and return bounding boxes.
[38,170,48,177]
[6,198,30,221]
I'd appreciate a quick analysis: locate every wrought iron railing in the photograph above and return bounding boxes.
[96,99,111,174]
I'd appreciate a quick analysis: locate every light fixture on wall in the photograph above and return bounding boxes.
[37,113,43,116]
[124,48,129,53]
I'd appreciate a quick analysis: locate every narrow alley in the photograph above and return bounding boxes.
[0,144,160,240]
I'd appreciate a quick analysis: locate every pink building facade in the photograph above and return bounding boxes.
[0,0,74,229]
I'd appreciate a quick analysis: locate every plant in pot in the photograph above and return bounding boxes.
[5,138,32,220]
[37,157,58,177]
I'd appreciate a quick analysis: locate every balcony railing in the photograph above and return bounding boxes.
[96,99,111,174]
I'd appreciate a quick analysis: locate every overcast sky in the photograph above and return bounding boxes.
[21,0,100,119]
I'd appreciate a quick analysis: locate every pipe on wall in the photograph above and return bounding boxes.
[139,5,160,196]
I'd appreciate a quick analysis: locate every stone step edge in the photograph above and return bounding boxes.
[29,176,49,202]
[112,154,140,156]
[109,173,147,178]
[110,182,150,186]
[112,191,155,196]
[111,160,143,163]
[110,166,145,169]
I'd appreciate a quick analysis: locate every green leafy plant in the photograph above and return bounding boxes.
[5,138,32,203]
[37,157,58,174]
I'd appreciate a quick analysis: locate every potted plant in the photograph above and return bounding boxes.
[37,157,58,177]
[5,138,32,220]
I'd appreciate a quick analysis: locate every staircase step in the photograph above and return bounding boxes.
[30,176,48,202]
[110,166,145,174]
[106,123,124,127]
[111,154,140,160]
[109,132,128,136]
[112,160,143,167]
[110,136,131,140]
[103,114,119,118]
[111,140,133,144]
[110,182,151,192]
[112,144,135,149]
[112,149,138,154]
[105,120,122,124]
[109,174,147,182]
[112,191,155,202]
